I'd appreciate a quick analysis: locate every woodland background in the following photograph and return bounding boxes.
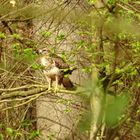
[0,0,140,140]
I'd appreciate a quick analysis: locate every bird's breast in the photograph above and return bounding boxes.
[43,67,61,76]
[40,57,49,66]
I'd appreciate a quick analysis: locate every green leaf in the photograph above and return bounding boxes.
[137,83,140,87]
[76,40,86,49]
[6,127,14,135]
[12,43,21,49]
[56,33,65,41]
[29,130,40,139]
[12,33,22,40]
[60,51,67,61]
[130,69,137,76]
[115,67,123,74]
[12,43,21,51]
[21,119,32,128]
[31,63,42,70]
[82,67,92,73]
[41,31,52,38]
[25,40,35,47]
[0,32,6,39]
[87,0,97,5]
[64,108,72,113]
[23,48,37,63]
[14,132,22,138]
[132,41,140,48]
[12,43,21,58]
[107,0,116,5]
[112,80,123,86]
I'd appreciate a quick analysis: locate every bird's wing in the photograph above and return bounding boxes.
[62,77,76,90]
[51,54,77,75]
[51,54,69,69]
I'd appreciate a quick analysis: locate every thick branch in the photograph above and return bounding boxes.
[0,85,84,100]
[0,87,47,100]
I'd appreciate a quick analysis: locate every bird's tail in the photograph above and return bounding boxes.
[62,77,76,90]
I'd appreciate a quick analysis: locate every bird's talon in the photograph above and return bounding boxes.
[54,88,59,93]
[48,87,52,91]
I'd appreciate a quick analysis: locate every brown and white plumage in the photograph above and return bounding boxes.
[38,48,76,91]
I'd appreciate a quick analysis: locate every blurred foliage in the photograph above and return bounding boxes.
[105,94,130,127]
[0,0,140,139]
[78,110,91,132]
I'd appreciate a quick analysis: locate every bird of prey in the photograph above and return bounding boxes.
[37,48,76,91]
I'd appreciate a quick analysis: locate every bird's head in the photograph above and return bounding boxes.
[38,48,49,55]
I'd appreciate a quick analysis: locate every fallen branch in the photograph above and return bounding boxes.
[0,87,47,100]
[0,85,85,100]
[2,93,42,111]
[0,84,47,93]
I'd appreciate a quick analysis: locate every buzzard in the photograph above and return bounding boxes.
[38,48,76,91]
